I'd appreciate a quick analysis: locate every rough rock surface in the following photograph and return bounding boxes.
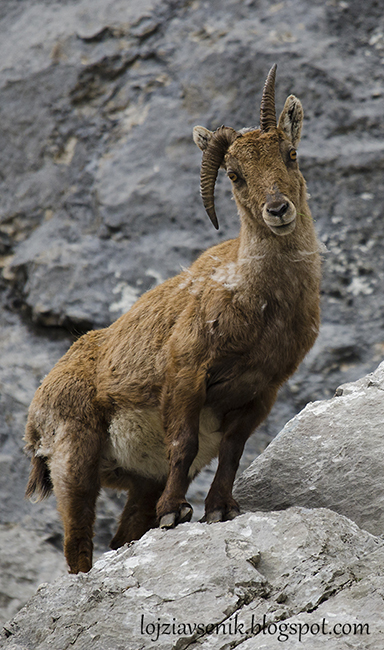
[1,508,383,649]
[234,361,384,537]
[0,524,67,627]
[2,0,384,628]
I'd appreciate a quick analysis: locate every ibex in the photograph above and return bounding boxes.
[24,65,321,573]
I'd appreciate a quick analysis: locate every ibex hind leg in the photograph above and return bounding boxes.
[110,474,166,549]
[49,423,103,574]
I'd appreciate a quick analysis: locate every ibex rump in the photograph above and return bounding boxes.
[25,65,321,573]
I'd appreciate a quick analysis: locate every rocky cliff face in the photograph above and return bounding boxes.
[1,0,384,632]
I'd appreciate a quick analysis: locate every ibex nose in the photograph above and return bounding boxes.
[266,200,289,219]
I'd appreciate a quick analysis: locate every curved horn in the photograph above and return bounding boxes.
[260,63,277,133]
[200,126,239,229]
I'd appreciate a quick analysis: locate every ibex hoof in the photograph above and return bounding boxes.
[205,509,223,524]
[159,503,193,530]
[202,506,240,524]
[179,503,193,523]
[226,507,240,521]
[159,513,177,529]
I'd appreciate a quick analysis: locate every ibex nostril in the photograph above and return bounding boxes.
[267,202,289,218]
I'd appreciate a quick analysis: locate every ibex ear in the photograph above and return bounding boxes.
[193,126,214,151]
[277,95,304,147]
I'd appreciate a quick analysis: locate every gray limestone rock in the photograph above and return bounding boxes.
[1,508,383,649]
[234,361,384,537]
[0,524,67,627]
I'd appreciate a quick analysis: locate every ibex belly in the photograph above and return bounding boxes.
[103,406,222,481]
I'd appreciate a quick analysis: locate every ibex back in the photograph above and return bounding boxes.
[24,65,321,573]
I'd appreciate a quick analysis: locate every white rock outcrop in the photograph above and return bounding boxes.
[234,361,384,536]
[2,507,383,649]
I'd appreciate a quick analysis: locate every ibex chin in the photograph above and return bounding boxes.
[24,65,321,573]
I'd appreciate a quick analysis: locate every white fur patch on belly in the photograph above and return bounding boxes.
[103,407,222,482]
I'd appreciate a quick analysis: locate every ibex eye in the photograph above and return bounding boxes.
[228,171,238,182]
[289,149,297,161]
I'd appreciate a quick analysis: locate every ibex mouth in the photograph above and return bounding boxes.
[268,218,296,236]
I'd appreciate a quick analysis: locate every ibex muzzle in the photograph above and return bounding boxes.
[263,190,297,235]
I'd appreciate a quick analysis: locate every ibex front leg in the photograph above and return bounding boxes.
[157,370,206,529]
[204,388,277,523]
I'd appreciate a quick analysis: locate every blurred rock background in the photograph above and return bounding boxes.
[1,0,384,624]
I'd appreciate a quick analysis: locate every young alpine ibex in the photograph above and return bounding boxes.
[25,65,321,573]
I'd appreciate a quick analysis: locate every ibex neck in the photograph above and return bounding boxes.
[237,204,318,260]
[235,205,321,296]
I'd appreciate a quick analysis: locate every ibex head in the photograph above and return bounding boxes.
[193,64,306,236]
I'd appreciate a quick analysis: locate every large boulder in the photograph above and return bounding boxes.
[234,361,384,536]
[1,508,383,649]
